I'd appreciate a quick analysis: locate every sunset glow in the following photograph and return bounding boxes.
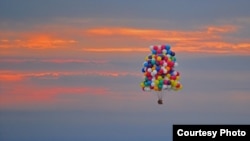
[1,25,249,55]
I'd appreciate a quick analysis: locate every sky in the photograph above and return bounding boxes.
[0,0,250,141]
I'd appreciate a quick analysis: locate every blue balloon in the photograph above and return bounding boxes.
[171,51,175,56]
[155,61,160,66]
[147,60,151,64]
[141,68,145,73]
[165,45,171,50]
[156,66,161,71]
[170,70,174,74]
[144,62,148,67]
[147,80,152,86]
[152,50,157,54]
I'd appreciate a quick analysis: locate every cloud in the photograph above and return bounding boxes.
[0,58,108,64]
[0,32,77,49]
[0,70,141,81]
[83,25,250,55]
[0,24,249,55]
[84,25,235,40]
[0,85,109,107]
[82,47,147,52]
[0,74,24,81]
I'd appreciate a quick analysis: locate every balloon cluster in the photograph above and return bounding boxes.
[140,45,183,92]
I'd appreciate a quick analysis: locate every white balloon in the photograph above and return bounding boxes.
[147,68,152,72]
[173,71,177,75]
[153,70,157,75]
[151,72,155,76]
[163,69,167,74]
[144,87,151,91]
[162,49,167,54]
[152,78,156,81]
[163,85,167,90]
[151,82,155,87]
[164,77,169,81]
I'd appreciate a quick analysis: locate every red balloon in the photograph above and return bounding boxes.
[146,72,151,77]
[159,69,163,74]
[168,61,174,67]
[153,46,158,50]
[176,83,180,88]
[155,74,159,79]
[176,71,180,76]
[157,49,162,54]
[159,60,164,65]
[147,76,152,80]
[164,57,168,62]
[163,80,168,84]
[161,45,165,50]
[171,75,176,80]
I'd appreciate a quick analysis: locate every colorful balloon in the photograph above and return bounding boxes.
[140,44,183,104]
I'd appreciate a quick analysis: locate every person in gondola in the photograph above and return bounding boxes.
[158,99,163,105]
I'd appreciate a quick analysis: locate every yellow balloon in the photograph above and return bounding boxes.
[155,80,159,84]
[152,66,156,70]
[157,56,161,61]
[140,82,145,87]
[170,80,175,86]
[173,81,177,87]
[154,86,159,91]
[158,76,162,80]
[167,74,171,78]
[176,76,180,80]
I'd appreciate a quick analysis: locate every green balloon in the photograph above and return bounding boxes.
[151,59,156,65]
[159,79,164,85]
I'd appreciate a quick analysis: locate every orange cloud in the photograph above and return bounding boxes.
[82,47,147,52]
[0,85,108,107]
[0,58,108,64]
[206,25,236,33]
[40,59,108,64]
[84,25,235,41]
[0,32,77,49]
[0,74,24,81]
[83,25,250,55]
[1,24,249,55]
[0,70,141,81]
